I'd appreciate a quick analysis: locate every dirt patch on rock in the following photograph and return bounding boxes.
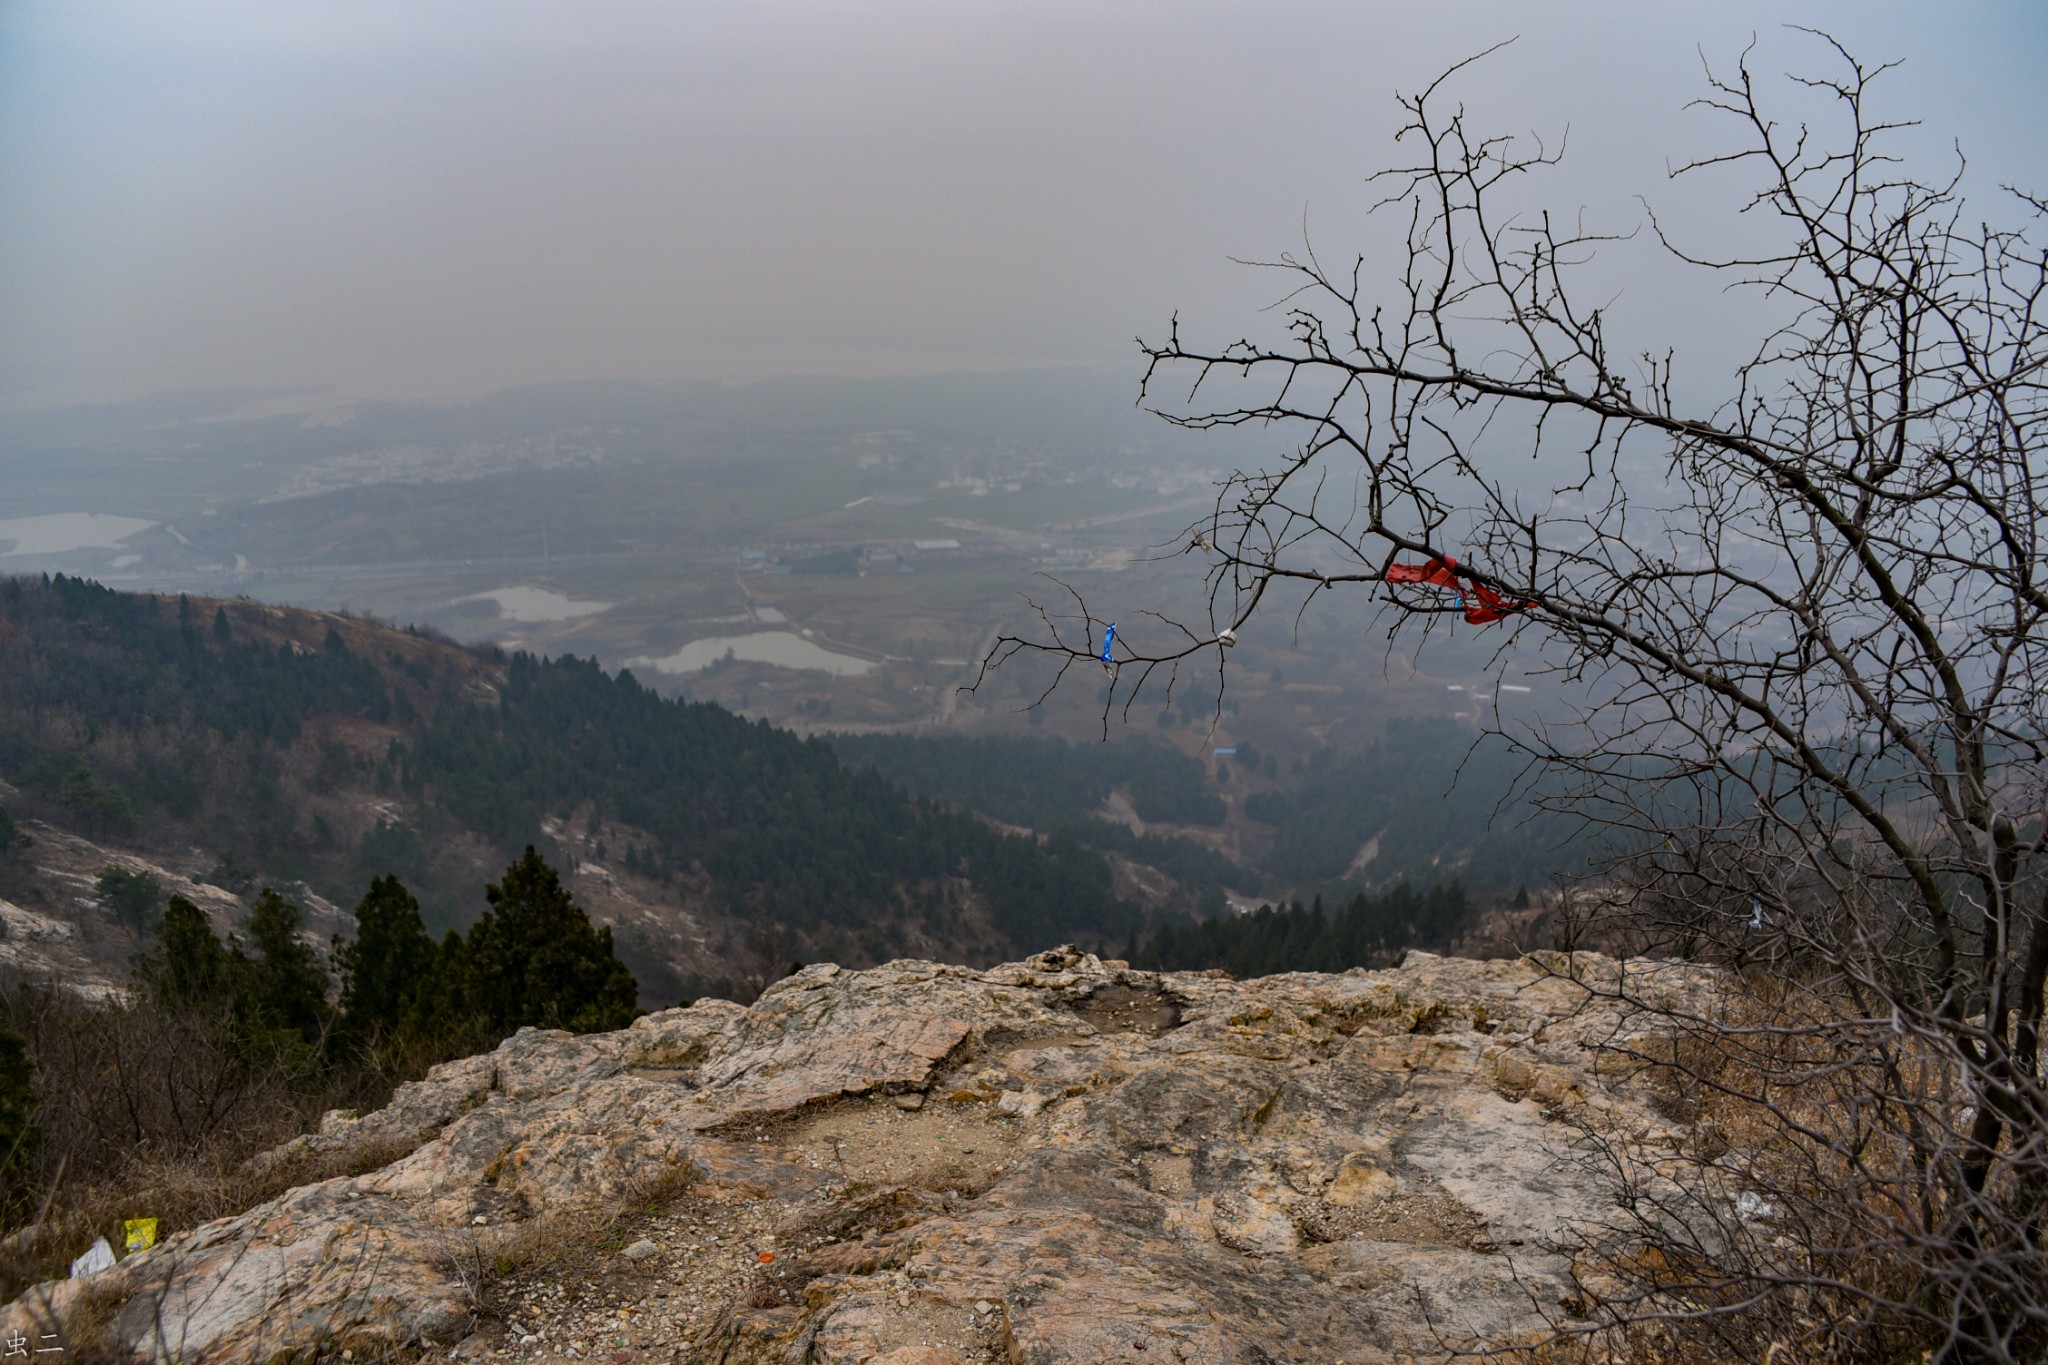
[469,1182,821,1362]
[1070,983,1182,1037]
[760,1093,1046,1200]
[978,1027,1091,1057]
[464,1102,1041,1365]
[1295,1179,1496,1252]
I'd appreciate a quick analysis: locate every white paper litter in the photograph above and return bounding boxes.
[70,1236,116,1277]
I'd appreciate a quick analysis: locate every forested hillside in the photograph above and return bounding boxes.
[399,653,1133,946]
[828,731,1252,909]
[0,575,1137,990]
[0,573,1580,1008]
[829,732,1226,828]
[1133,884,1477,978]
[833,724,1580,904]
[1242,723,1571,892]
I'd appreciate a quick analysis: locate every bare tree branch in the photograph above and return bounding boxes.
[979,32,2048,1362]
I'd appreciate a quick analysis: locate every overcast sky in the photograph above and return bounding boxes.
[2,1,2043,408]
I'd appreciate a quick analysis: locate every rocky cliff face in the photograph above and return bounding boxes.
[5,948,1718,1363]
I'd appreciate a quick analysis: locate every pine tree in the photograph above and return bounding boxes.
[239,889,332,1046]
[463,847,638,1037]
[139,895,234,1007]
[336,874,435,1044]
[96,866,163,935]
[402,928,479,1052]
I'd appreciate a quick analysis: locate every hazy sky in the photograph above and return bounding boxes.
[3,2,2043,407]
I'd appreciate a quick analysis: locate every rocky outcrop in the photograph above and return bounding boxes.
[5,948,1719,1363]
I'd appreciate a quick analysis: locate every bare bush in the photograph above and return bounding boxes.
[982,33,2048,1362]
[0,977,396,1302]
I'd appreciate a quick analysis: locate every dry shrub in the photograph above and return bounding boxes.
[1497,963,2046,1364]
[0,976,420,1304]
[0,1129,424,1314]
[482,1157,699,1289]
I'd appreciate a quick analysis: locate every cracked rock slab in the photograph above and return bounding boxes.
[4,948,1713,1363]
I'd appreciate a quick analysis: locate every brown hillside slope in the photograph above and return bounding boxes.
[3,947,1723,1364]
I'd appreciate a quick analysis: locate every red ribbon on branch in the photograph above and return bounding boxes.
[1384,555,1525,624]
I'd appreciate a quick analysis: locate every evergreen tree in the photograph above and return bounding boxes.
[336,874,436,1044]
[240,889,332,1046]
[463,847,637,1036]
[59,767,137,839]
[138,895,234,1007]
[96,866,163,935]
[1137,883,1472,977]
[403,927,481,1054]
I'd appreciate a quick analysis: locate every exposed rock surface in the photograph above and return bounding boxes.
[4,948,1718,1363]
[0,804,330,1003]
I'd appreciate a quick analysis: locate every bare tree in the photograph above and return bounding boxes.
[979,33,2048,1362]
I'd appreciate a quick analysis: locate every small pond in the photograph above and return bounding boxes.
[632,631,875,676]
[0,513,156,556]
[458,586,614,622]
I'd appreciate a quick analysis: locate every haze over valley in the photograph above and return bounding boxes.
[3,5,2045,1359]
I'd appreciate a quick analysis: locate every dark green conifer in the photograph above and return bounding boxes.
[240,889,332,1045]
[402,928,479,1052]
[463,846,637,1036]
[139,895,234,1006]
[337,874,435,1044]
[96,866,163,934]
